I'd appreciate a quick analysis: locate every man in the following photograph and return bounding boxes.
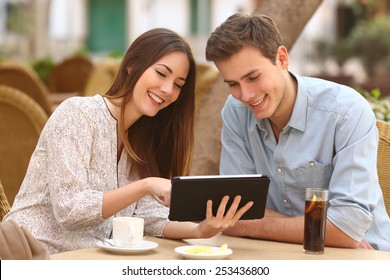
[205,12,390,251]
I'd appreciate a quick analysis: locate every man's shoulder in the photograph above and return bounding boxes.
[224,95,247,110]
[221,95,255,126]
[222,95,252,117]
[300,75,359,98]
[300,76,369,114]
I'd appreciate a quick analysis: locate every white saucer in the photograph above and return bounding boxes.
[96,239,158,254]
[175,245,233,260]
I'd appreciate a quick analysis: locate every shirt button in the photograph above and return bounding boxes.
[277,167,283,173]
[309,161,315,167]
[283,199,288,203]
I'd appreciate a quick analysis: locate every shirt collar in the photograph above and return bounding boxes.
[288,72,307,132]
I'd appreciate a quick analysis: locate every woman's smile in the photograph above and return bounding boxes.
[147,90,164,105]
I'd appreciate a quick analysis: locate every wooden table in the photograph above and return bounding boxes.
[50,234,390,260]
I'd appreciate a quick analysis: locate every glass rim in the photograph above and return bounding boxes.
[305,187,329,192]
[305,187,329,200]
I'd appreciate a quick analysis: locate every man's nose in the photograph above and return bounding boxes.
[240,84,255,102]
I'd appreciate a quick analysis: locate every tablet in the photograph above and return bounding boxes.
[168,174,270,222]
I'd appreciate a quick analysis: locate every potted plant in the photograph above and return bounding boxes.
[347,16,390,78]
[30,57,55,85]
[356,87,390,122]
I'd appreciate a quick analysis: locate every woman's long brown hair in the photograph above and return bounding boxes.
[105,28,196,179]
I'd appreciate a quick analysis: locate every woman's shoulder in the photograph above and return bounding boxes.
[51,95,107,120]
[46,94,112,130]
[38,95,115,147]
[56,94,104,111]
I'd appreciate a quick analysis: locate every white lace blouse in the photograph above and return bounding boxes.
[3,95,170,254]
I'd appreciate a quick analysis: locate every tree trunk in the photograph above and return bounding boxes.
[191,0,324,175]
[253,0,324,50]
[28,0,51,59]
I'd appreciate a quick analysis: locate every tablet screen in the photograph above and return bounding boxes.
[168,174,270,222]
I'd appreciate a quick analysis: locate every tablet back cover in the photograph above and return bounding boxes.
[168,175,269,221]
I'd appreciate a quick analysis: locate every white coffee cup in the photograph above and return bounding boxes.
[112,217,144,246]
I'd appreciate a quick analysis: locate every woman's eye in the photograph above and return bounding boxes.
[227,83,237,88]
[175,83,184,89]
[156,70,166,77]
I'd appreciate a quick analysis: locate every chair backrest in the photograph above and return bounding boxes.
[83,58,120,96]
[0,85,48,205]
[0,63,53,116]
[48,56,95,94]
[0,180,11,221]
[376,119,390,216]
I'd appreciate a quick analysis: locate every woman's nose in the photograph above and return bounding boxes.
[160,80,174,96]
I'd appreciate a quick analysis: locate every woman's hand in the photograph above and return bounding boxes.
[195,195,254,238]
[146,177,172,207]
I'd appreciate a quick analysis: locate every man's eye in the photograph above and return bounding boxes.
[249,75,259,81]
[227,83,237,88]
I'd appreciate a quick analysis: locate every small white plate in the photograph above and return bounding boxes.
[175,245,233,260]
[96,239,158,254]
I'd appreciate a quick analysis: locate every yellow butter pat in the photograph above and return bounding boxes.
[185,243,229,255]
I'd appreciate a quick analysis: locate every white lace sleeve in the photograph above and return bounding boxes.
[133,195,170,237]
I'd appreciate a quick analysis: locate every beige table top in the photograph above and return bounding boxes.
[51,234,390,260]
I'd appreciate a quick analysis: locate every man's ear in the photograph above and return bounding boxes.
[276,46,289,69]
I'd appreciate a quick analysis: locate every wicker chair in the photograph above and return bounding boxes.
[48,56,95,94]
[0,180,11,221]
[0,62,53,116]
[0,85,48,205]
[83,58,120,96]
[376,119,390,216]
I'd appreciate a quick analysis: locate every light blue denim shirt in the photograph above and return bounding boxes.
[220,72,390,251]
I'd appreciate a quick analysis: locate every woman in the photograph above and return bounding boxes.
[3,28,252,254]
